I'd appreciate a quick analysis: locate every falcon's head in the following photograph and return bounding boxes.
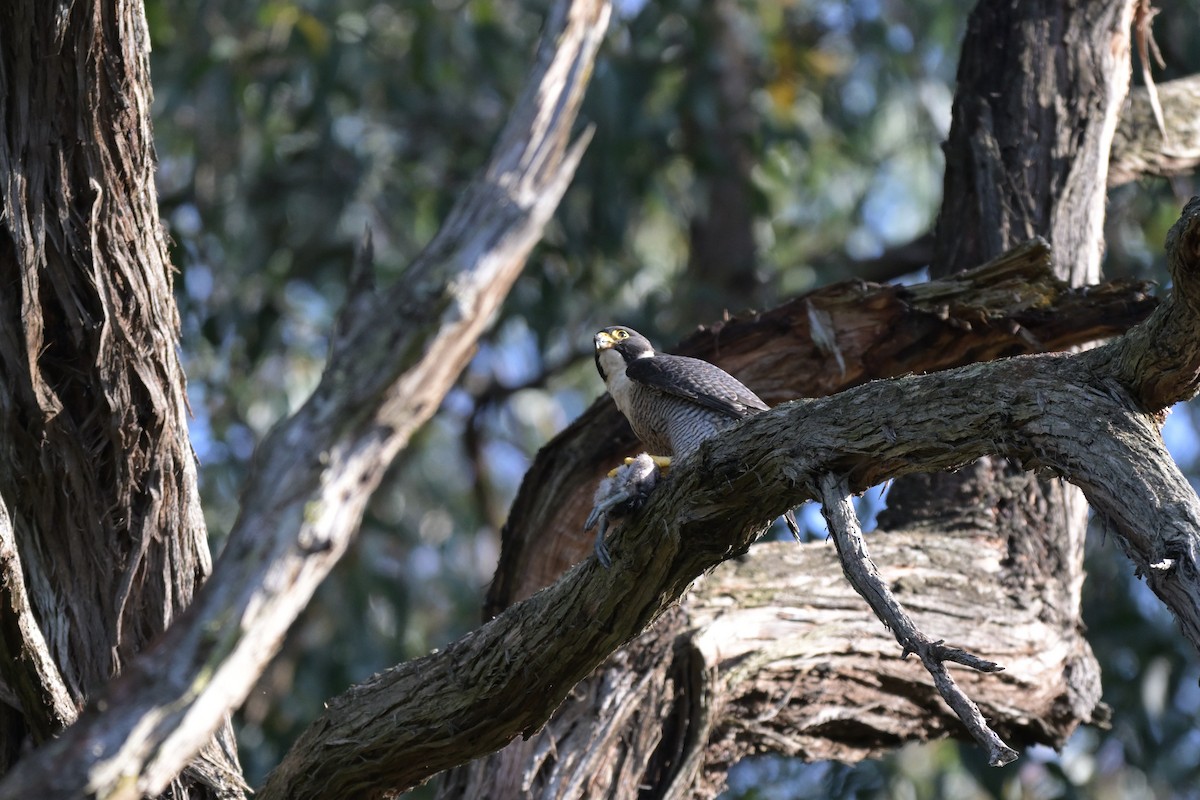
[594,326,654,382]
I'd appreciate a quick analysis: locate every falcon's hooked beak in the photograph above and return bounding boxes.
[594,330,618,382]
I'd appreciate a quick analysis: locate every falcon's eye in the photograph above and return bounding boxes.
[614,329,629,340]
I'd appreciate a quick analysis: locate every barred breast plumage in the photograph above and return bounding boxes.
[594,326,770,459]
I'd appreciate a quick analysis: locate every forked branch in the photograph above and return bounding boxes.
[816,473,1016,767]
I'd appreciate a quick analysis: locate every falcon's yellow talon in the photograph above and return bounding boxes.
[608,454,672,478]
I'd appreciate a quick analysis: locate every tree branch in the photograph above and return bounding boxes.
[1103,196,1200,408]
[816,473,1016,767]
[256,199,1200,799]
[1110,75,1200,186]
[487,239,1157,616]
[444,511,1103,797]
[0,1,611,798]
[817,74,1200,288]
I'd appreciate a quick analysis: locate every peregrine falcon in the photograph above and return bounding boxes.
[590,325,800,563]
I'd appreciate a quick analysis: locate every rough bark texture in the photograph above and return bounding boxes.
[0,1,242,795]
[0,498,74,742]
[933,0,1133,284]
[448,1,1141,797]
[485,242,1155,616]
[877,3,1136,795]
[1106,196,1200,409]
[257,199,1200,800]
[823,71,1200,286]
[450,528,1097,798]
[901,0,1136,740]
[0,0,608,798]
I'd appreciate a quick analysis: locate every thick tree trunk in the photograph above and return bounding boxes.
[0,1,242,796]
[933,1,1132,284]
[879,0,1136,786]
[888,0,1137,767]
[881,0,1137,772]
[680,0,761,320]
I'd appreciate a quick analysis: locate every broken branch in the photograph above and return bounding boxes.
[816,473,1017,767]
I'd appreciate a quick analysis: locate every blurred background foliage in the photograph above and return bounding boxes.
[144,0,1200,795]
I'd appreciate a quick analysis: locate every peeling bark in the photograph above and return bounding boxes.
[0,0,609,798]
[0,1,241,795]
[0,498,74,742]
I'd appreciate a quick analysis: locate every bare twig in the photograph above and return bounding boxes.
[816,473,1017,767]
[1134,0,1168,142]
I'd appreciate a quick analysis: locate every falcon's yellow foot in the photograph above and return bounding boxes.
[607,454,672,477]
[647,455,672,471]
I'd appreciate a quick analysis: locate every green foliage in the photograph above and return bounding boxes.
[145,0,1200,793]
